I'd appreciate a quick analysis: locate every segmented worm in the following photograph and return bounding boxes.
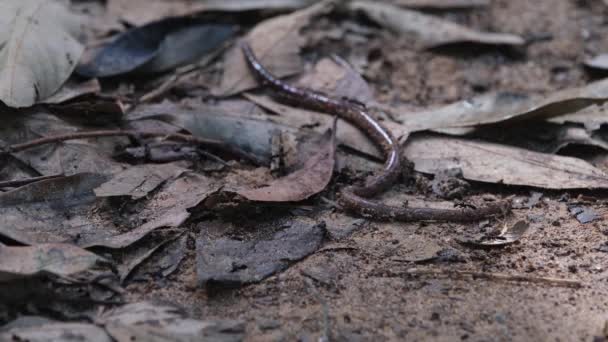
[242,43,510,221]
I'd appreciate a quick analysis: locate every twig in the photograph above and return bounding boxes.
[401,268,582,288]
[4,129,263,165]
[0,174,64,188]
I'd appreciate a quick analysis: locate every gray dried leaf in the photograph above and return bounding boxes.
[585,54,608,70]
[547,103,608,131]
[398,79,608,132]
[568,205,601,224]
[347,1,523,48]
[0,322,112,342]
[94,163,187,199]
[460,220,529,247]
[0,0,84,107]
[99,301,245,342]
[213,0,334,96]
[0,243,109,282]
[403,133,608,189]
[197,219,326,286]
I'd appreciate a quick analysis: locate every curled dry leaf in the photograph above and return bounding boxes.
[459,221,529,247]
[347,1,524,48]
[396,78,608,133]
[0,0,84,107]
[403,133,608,189]
[0,243,108,282]
[237,122,336,202]
[213,0,335,96]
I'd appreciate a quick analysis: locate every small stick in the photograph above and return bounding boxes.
[4,129,263,165]
[402,268,582,288]
[0,174,64,188]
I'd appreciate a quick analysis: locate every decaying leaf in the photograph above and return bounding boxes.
[107,0,208,26]
[403,133,608,189]
[347,1,524,48]
[213,0,335,96]
[236,122,336,202]
[94,163,187,199]
[201,0,319,11]
[585,54,608,70]
[0,321,112,342]
[197,218,326,286]
[459,221,529,247]
[568,204,601,224]
[78,18,236,77]
[0,243,108,282]
[398,79,608,132]
[43,79,101,104]
[0,0,84,107]
[100,301,246,342]
[547,103,608,131]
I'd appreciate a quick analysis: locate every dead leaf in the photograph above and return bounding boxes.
[237,122,336,202]
[213,0,335,96]
[108,0,208,26]
[459,221,529,247]
[0,243,108,282]
[403,133,608,189]
[0,0,84,107]
[547,103,608,131]
[347,1,524,48]
[94,163,187,199]
[0,321,112,342]
[585,54,608,70]
[200,0,320,12]
[100,301,245,342]
[118,233,183,283]
[197,218,326,286]
[396,79,608,132]
[568,204,601,224]
[43,79,101,104]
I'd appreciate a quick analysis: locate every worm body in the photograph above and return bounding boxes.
[242,43,509,221]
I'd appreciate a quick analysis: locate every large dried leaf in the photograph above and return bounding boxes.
[0,321,112,342]
[197,218,326,286]
[347,1,524,48]
[0,243,107,282]
[237,123,336,202]
[0,0,84,107]
[213,0,334,96]
[403,133,608,189]
[398,79,608,132]
[78,18,236,77]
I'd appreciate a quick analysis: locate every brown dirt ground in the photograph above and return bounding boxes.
[126,0,608,341]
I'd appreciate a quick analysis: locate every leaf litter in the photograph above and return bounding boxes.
[2,0,608,339]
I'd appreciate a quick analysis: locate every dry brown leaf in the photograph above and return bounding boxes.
[237,122,336,202]
[0,243,108,282]
[403,133,608,189]
[395,79,608,133]
[212,0,335,96]
[347,1,524,48]
[107,0,208,26]
[94,163,187,199]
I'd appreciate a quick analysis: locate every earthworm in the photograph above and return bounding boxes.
[242,43,510,221]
